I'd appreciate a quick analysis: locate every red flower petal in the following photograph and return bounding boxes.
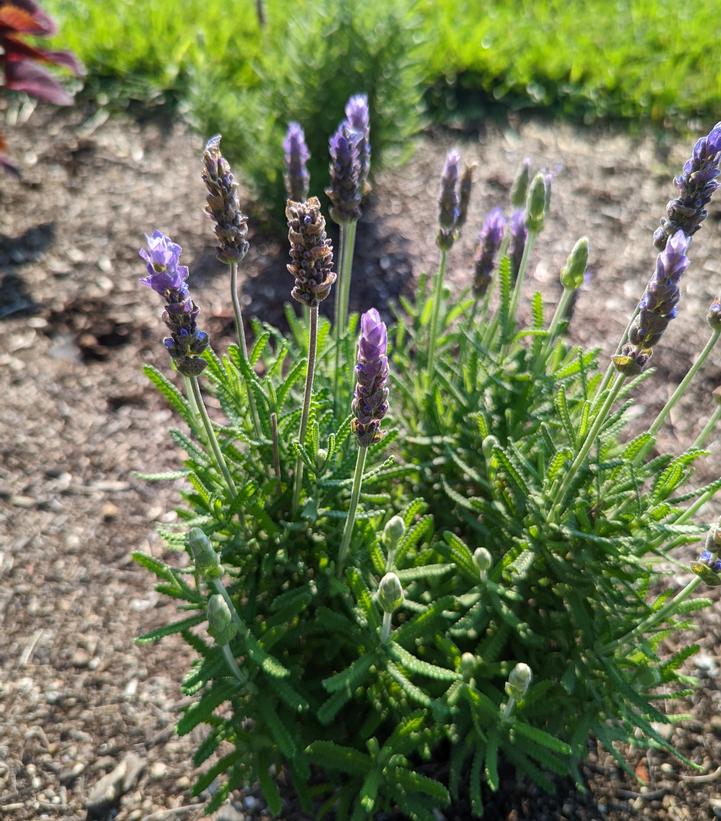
[0,1,56,36]
[4,58,73,104]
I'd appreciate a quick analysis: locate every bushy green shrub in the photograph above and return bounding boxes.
[133,117,721,818]
[188,0,425,224]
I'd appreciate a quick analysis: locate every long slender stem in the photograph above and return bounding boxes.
[337,444,368,575]
[188,376,237,496]
[270,411,281,485]
[550,374,625,518]
[542,287,574,356]
[230,261,262,440]
[648,328,721,437]
[506,231,537,335]
[292,305,318,514]
[694,402,721,449]
[594,306,640,409]
[606,576,701,654]
[427,249,449,378]
[334,223,350,411]
[339,220,358,328]
[380,611,393,643]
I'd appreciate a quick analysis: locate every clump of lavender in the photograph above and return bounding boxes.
[508,208,528,281]
[139,231,208,376]
[473,208,506,297]
[201,135,249,264]
[283,122,311,203]
[352,308,389,446]
[286,197,337,306]
[437,150,461,250]
[327,124,362,225]
[614,229,690,374]
[654,122,721,251]
[344,94,371,195]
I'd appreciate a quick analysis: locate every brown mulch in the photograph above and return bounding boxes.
[2,101,721,821]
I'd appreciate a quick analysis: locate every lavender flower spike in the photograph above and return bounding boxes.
[139,231,208,377]
[654,121,721,251]
[345,94,371,194]
[352,308,389,446]
[283,122,310,202]
[614,229,690,374]
[437,149,461,250]
[473,208,506,297]
[327,123,362,224]
[508,208,528,282]
[286,197,336,306]
[201,135,250,264]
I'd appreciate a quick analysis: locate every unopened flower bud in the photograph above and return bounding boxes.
[560,237,589,291]
[482,435,499,461]
[510,158,531,209]
[207,594,237,644]
[473,547,492,576]
[383,515,406,547]
[708,297,721,329]
[506,662,532,700]
[188,528,222,579]
[526,173,547,233]
[377,572,404,614]
[460,652,476,682]
[316,448,328,469]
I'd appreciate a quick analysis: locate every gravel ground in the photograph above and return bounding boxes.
[2,102,721,820]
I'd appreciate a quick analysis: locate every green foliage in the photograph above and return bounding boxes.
[47,0,721,133]
[132,127,719,817]
[188,0,424,221]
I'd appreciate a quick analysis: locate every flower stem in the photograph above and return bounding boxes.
[605,576,702,654]
[337,444,368,575]
[550,374,625,518]
[230,261,262,440]
[292,305,318,514]
[339,219,358,330]
[380,611,392,643]
[594,306,640,411]
[270,411,281,485]
[188,376,237,496]
[694,403,721,449]
[648,328,721,437]
[427,249,449,379]
[506,230,537,336]
[542,287,574,356]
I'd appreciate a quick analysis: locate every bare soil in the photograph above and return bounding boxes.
[2,102,721,820]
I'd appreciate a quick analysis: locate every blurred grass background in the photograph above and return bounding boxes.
[47,0,721,124]
[44,0,721,225]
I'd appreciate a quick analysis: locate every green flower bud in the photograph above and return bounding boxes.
[188,528,222,579]
[473,547,492,577]
[460,652,476,682]
[383,516,406,547]
[526,173,547,233]
[316,448,328,469]
[510,158,531,209]
[506,662,532,700]
[482,434,499,461]
[377,572,404,614]
[207,593,237,644]
[560,237,589,291]
[708,297,721,330]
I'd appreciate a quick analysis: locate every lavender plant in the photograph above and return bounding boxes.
[133,116,721,819]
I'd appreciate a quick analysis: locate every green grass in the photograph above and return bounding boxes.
[46,0,721,124]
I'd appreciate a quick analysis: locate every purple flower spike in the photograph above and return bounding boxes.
[327,123,362,224]
[654,121,721,250]
[437,149,461,250]
[473,208,506,296]
[508,209,528,282]
[345,94,371,194]
[139,230,189,294]
[283,122,310,202]
[201,135,250,264]
[139,231,208,376]
[352,308,389,446]
[615,229,690,375]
